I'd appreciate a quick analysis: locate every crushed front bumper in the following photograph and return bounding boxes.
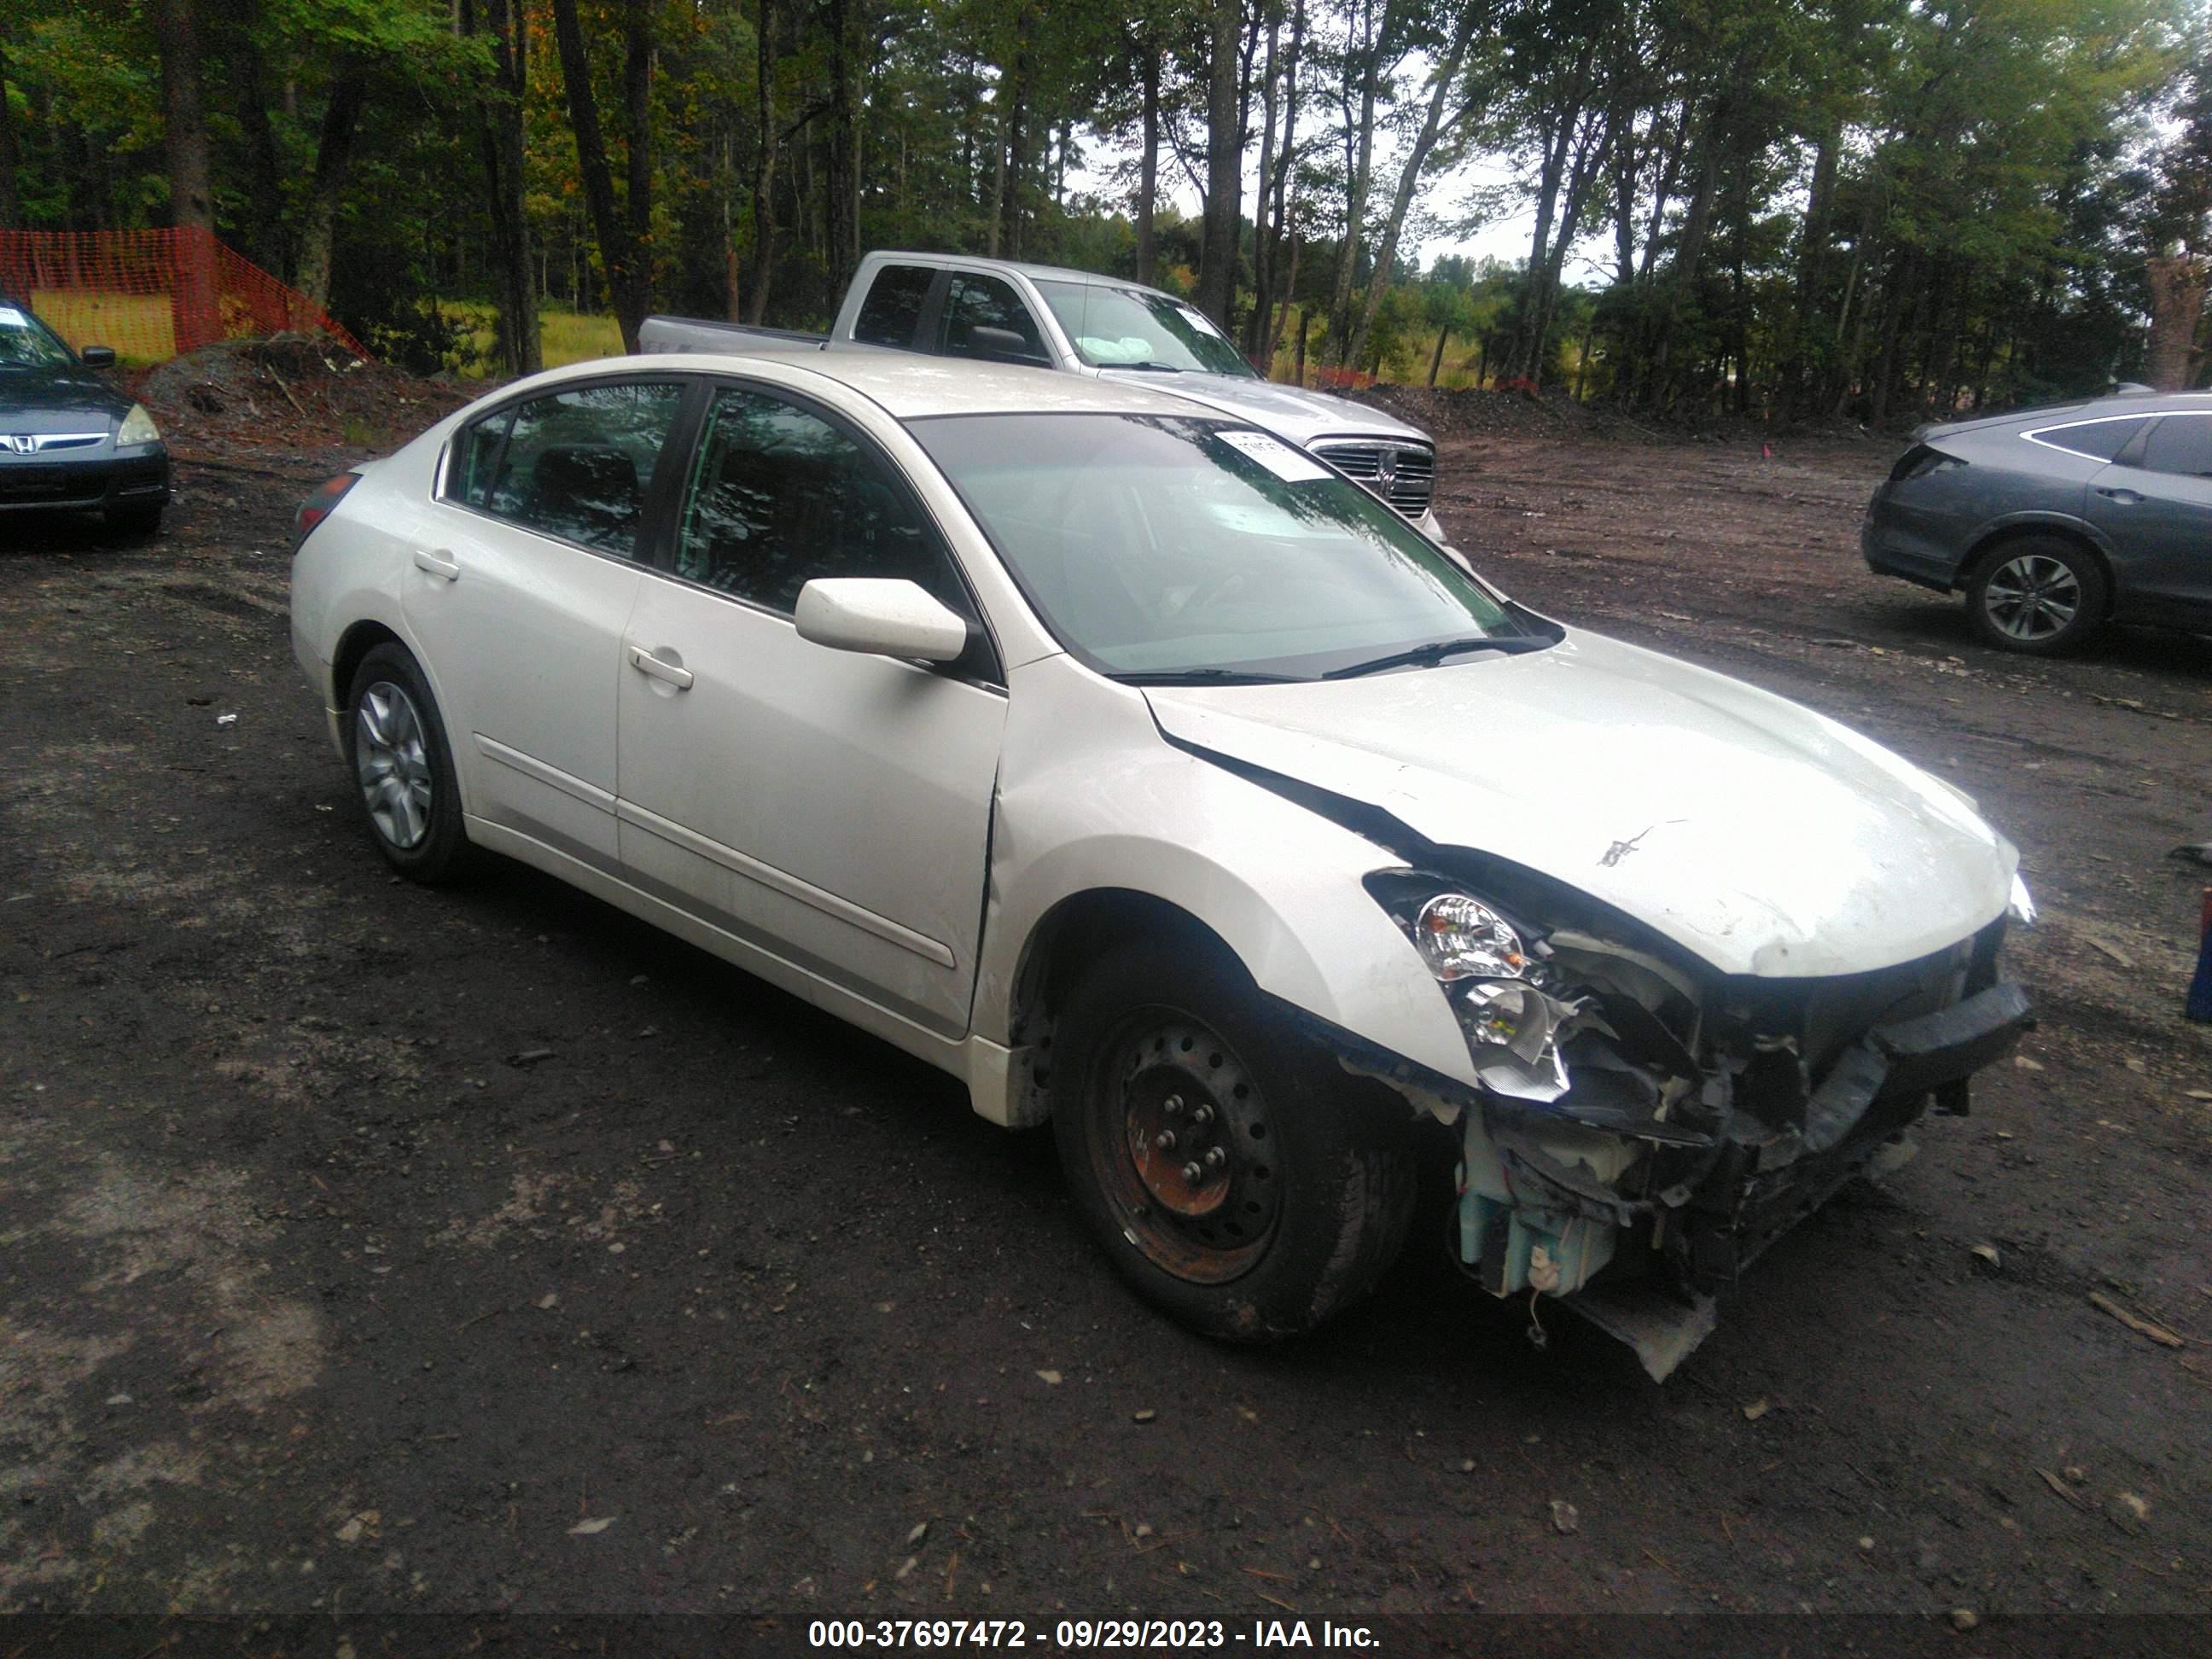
[1445,951,2031,1380]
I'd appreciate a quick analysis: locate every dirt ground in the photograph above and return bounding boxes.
[2,387,2209,1656]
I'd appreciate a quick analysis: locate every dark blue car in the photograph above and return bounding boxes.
[0,297,171,536]
[1862,390,2212,655]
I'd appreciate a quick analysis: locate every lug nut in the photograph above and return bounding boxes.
[1154,1130,1178,1151]
[1202,1145,1227,1172]
[1163,1095,1184,1116]
[1190,1103,1215,1129]
[1181,1161,1205,1184]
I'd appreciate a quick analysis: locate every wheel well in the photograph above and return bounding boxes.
[1004,890,1241,1124]
[1962,525,2115,616]
[330,620,404,708]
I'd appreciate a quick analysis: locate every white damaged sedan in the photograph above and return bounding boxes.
[290,352,2032,1378]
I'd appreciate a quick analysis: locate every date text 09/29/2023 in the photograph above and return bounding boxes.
[806,1619,1381,1650]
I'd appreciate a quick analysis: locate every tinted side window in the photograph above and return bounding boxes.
[2034,417,2145,461]
[2139,415,2212,478]
[472,381,684,557]
[853,265,936,347]
[450,409,514,508]
[940,275,1051,364]
[674,387,964,614]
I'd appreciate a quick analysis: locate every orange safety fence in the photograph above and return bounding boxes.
[0,227,370,367]
[1307,364,1376,391]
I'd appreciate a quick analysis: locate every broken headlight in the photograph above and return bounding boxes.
[1412,894,1530,981]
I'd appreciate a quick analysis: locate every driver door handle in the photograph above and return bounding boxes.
[412,547,461,580]
[2096,486,2142,505]
[628,645,694,690]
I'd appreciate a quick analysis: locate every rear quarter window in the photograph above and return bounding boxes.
[853,265,936,348]
[2026,417,2145,461]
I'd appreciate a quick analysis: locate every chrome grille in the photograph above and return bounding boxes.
[1312,439,1435,519]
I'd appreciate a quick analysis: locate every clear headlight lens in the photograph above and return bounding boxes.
[2008,873,2036,927]
[117,404,161,446]
[1413,894,1529,982]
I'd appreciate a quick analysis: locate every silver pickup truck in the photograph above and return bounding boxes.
[638,251,1448,541]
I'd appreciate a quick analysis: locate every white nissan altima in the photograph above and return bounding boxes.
[291,352,2033,1378]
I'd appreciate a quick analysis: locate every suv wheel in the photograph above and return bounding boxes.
[1965,536,2105,655]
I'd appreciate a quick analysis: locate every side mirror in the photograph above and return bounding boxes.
[80,346,117,369]
[967,324,1039,364]
[795,577,969,663]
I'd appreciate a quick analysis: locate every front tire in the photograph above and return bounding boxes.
[342,643,477,883]
[1051,935,1417,1341]
[1965,536,2105,655]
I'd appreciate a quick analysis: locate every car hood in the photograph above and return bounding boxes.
[1109,372,1430,447]
[0,368,130,429]
[1142,631,2014,978]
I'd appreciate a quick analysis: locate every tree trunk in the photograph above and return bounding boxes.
[1195,0,1242,329]
[1344,0,1487,374]
[2145,253,2210,391]
[294,67,367,317]
[1134,44,1159,285]
[224,8,288,276]
[1428,323,1449,387]
[827,0,859,292]
[0,30,23,230]
[997,18,1030,262]
[1245,0,1283,358]
[1327,0,1382,359]
[550,0,645,350]
[463,0,539,375]
[621,0,654,341]
[1262,0,1305,361]
[747,0,777,324]
[154,0,220,350]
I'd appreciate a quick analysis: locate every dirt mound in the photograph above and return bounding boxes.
[1346,381,1646,444]
[138,335,479,456]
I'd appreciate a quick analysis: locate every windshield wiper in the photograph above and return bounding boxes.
[1106,360,1185,373]
[1109,667,1303,685]
[1321,635,1547,679]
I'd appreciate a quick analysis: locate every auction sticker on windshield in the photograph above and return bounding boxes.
[1216,429,1331,483]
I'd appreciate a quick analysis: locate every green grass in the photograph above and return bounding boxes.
[32,290,176,367]
[445,301,626,377]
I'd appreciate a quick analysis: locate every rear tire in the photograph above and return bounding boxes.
[342,643,479,883]
[1051,934,1417,1341]
[1965,535,2105,655]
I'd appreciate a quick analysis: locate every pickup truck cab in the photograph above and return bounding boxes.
[639,251,1448,541]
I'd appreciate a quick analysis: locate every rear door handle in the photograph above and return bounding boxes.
[2096,487,2142,505]
[628,645,694,690]
[412,547,461,579]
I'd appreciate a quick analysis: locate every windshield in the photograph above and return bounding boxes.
[0,305,76,370]
[1033,281,1258,378]
[911,413,1534,679]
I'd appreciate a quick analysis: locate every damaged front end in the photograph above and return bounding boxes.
[1352,868,2033,1381]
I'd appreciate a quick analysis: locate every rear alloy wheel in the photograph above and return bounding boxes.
[1051,937,1416,1341]
[343,643,478,882]
[1966,537,2105,655]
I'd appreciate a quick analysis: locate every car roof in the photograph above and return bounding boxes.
[866,250,1182,305]
[597,350,1233,422]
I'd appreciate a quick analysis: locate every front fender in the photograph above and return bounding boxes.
[975,656,1475,1092]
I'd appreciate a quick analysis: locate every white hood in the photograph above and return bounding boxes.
[1144,631,2015,979]
[1111,373,1429,447]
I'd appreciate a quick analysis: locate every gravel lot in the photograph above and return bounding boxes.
[3,409,2208,1656]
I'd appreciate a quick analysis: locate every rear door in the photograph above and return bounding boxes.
[405,376,690,864]
[2084,411,2212,623]
[614,379,1005,1036]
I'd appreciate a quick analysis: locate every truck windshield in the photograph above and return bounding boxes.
[910,413,1532,680]
[1033,281,1258,378]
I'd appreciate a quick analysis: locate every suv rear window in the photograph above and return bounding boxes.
[853,265,935,348]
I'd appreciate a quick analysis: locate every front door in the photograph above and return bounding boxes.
[614,381,1005,1036]
[2086,411,2212,625]
[405,377,688,864]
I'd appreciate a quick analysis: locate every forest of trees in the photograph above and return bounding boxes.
[4,0,2212,421]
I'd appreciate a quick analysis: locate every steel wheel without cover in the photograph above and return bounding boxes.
[1085,1011,1282,1284]
[1981,553,2081,643]
[354,680,435,849]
